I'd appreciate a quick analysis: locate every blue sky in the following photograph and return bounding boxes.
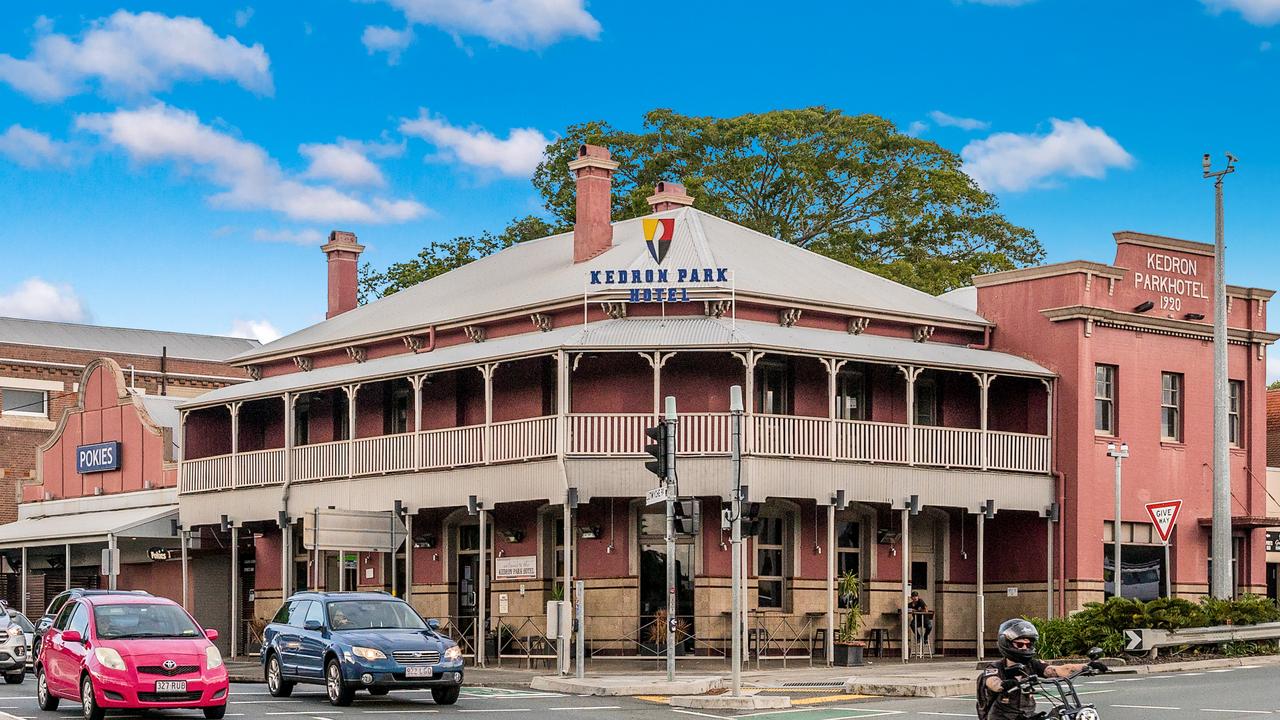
[1,0,1278,378]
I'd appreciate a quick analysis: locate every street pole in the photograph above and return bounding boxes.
[729,386,744,696]
[575,579,585,680]
[1107,443,1129,598]
[664,396,677,683]
[1203,152,1237,599]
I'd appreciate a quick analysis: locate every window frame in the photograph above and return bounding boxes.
[754,514,788,610]
[1160,372,1183,442]
[836,368,869,421]
[757,361,791,416]
[1228,380,1243,447]
[913,377,939,427]
[1,387,48,418]
[1094,364,1117,435]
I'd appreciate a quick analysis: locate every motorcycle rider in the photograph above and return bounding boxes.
[977,618,1109,719]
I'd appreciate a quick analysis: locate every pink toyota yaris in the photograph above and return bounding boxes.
[36,595,228,720]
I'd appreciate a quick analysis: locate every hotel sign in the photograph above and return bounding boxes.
[76,441,121,474]
[1133,252,1208,313]
[587,218,731,303]
[494,555,537,580]
[1267,531,1279,553]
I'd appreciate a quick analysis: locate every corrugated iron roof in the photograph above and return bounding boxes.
[183,317,1050,409]
[233,208,991,363]
[0,316,258,361]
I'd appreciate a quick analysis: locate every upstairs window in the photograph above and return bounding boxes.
[757,362,791,415]
[1228,380,1243,447]
[294,397,311,446]
[1160,372,1183,442]
[836,369,869,420]
[386,387,411,435]
[1,388,47,417]
[913,377,939,427]
[1095,365,1117,435]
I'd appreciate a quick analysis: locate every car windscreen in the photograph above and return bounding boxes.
[6,612,32,633]
[326,600,426,631]
[93,603,202,640]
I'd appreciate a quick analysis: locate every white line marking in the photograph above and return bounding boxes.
[360,711,439,715]
[1207,669,1237,673]
[671,710,725,720]
[549,707,621,711]
[457,710,530,713]
[233,700,304,704]
[919,713,973,717]
[1201,710,1273,714]
[265,713,345,716]
[1112,704,1180,710]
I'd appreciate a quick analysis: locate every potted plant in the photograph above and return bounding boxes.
[642,609,690,656]
[833,571,866,666]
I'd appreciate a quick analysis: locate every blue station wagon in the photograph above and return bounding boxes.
[261,592,463,706]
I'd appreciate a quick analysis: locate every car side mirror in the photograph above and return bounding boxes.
[1086,647,1103,661]
[205,628,219,641]
[61,630,83,644]
[304,620,324,632]
[427,618,441,631]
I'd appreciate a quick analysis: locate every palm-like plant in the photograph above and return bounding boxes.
[835,571,863,644]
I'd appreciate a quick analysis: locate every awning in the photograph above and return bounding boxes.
[0,505,178,550]
[1196,516,1280,530]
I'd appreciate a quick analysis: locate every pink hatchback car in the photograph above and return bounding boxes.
[36,595,229,720]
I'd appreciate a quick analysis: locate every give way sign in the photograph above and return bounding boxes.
[1145,499,1182,544]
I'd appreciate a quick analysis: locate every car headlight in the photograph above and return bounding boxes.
[94,647,126,671]
[351,646,386,662]
[5,626,21,641]
[206,645,223,669]
[444,645,462,662]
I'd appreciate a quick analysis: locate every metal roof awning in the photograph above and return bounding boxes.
[181,317,1053,410]
[0,505,178,550]
[1196,516,1280,529]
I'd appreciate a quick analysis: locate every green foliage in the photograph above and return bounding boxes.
[1028,595,1280,659]
[1268,379,1280,391]
[361,107,1043,302]
[835,571,863,643]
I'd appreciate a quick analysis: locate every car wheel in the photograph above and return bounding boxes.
[265,654,293,698]
[203,705,227,719]
[431,686,460,705]
[368,686,389,696]
[36,668,59,711]
[325,659,354,707]
[81,675,104,720]
[5,670,23,684]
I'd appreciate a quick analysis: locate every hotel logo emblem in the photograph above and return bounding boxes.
[642,218,676,264]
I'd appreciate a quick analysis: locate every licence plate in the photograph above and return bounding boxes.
[155,680,187,693]
[405,666,433,678]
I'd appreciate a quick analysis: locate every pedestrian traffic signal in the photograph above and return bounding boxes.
[674,499,701,535]
[644,423,668,479]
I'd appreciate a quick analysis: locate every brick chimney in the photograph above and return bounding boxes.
[321,230,364,319]
[646,181,694,212]
[568,144,619,263]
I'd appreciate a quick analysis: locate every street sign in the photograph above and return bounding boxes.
[1145,499,1182,544]
[646,485,670,506]
[1124,629,1146,651]
[301,508,407,552]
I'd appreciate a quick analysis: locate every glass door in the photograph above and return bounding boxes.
[638,510,695,653]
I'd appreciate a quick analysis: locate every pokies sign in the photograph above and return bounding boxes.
[76,441,121,474]
[587,218,731,303]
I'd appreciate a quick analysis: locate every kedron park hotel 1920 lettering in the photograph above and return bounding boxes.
[1132,252,1209,312]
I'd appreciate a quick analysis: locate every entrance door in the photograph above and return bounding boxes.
[638,510,694,652]
[1267,562,1277,602]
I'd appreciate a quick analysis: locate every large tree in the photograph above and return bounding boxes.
[360,107,1041,300]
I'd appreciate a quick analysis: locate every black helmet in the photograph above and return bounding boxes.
[996,618,1038,662]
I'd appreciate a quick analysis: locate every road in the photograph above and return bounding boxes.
[0,664,1273,719]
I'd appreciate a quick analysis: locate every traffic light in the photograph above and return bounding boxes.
[644,423,668,479]
[674,499,701,535]
[741,502,763,537]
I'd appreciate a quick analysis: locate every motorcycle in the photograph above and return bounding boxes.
[1007,647,1107,720]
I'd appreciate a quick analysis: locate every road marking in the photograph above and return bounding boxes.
[1112,704,1181,710]
[457,709,530,713]
[671,710,725,720]
[1201,710,1272,714]
[233,700,304,704]
[548,706,621,711]
[918,713,972,717]
[1207,669,1237,673]
[265,713,345,716]
[360,711,438,715]
[792,694,874,706]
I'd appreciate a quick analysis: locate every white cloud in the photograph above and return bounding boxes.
[1203,0,1280,24]
[928,110,990,131]
[374,0,600,50]
[253,228,326,245]
[0,10,272,102]
[229,319,281,343]
[235,7,255,28]
[0,124,73,168]
[0,277,90,323]
[961,118,1134,192]
[400,109,549,178]
[77,103,428,223]
[299,140,392,186]
[905,120,929,137]
[362,25,415,63]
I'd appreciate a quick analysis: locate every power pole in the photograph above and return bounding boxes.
[1107,442,1129,598]
[728,386,744,696]
[1203,152,1237,599]
[664,396,678,682]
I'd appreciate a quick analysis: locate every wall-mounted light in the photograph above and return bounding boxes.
[501,529,524,543]
[1134,300,1154,313]
[1184,312,1205,320]
[579,526,602,540]
[414,533,436,549]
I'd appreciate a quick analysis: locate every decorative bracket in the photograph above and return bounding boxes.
[848,316,870,335]
[463,326,486,343]
[403,335,424,353]
[704,300,732,319]
[1084,318,1095,338]
[779,308,802,328]
[530,313,553,332]
[293,356,313,372]
[896,365,923,383]
[601,302,628,320]
[346,346,367,364]
[246,365,262,381]
[913,325,935,343]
